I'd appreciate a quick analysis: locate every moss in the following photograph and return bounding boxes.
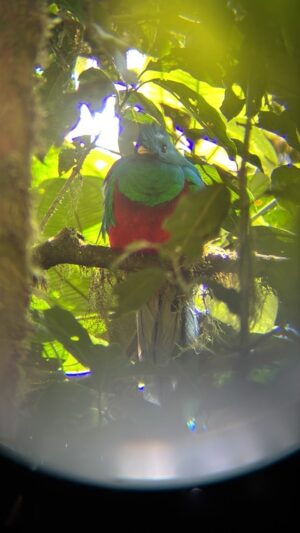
[0,1,46,440]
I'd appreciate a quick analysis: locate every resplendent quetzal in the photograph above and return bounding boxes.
[101,123,205,364]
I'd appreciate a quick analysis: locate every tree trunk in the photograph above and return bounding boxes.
[0,1,45,442]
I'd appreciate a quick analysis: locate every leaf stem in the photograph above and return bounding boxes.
[251,198,277,222]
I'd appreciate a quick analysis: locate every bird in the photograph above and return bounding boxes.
[101,122,205,366]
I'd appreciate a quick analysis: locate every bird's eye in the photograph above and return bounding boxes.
[161,144,168,153]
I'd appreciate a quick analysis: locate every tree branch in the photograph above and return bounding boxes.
[32,227,289,279]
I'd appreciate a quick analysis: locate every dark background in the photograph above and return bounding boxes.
[1,447,299,528]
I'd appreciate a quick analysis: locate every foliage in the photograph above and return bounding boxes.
[28,0,300,427]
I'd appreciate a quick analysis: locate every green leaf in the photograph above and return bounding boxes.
[252,226,295,257]
[264,203,295,232]
[221,86,245,121]
[162,184,231,261]
[258,111,300,152]
[251,285,278,334]
[147,47,223,86]
[248,172,270,198]
[31,146,60,187]
[78,68,116,111]
[127,91,166,127]
[152,79,236,159]
[233,139,263,171]
[35,176,103,238]
[41,305,118,373]
[271,165,300,206]
[114,268,167,316]
[227,120,278,174]
[42,306,96,367]
[46,266,90,314]
[81,148,116,177]
[122,107,155,125]
[142,69,225,109]
[58,146,77,175]
[198,164,222,185]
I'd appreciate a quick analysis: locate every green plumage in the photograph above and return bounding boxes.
[100,124,204,377]
[101,125,204,238]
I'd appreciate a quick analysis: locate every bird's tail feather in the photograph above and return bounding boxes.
[137,284,199,365]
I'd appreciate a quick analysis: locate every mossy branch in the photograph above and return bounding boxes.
[32,227,289,279]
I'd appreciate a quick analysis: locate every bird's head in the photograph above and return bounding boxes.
[136,123,192,167]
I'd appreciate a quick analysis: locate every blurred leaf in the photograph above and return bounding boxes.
[264,203,295,232]
[251,285,278,334]
[258,110,300,152]
[127,91,166,127]
[58,146,77,175]
[271,165,300,206]
[205,280,278,334]
[198,164,222,185]
[252,226,295,257]
[41,305,117,372]
[233,139,263,171]
[227,120,278,174]
[122,108,155,126]
[249,365,279,385]
[81,148,116,176]
[152,79,236,158]
[42,306,95,367]
[35,176,103,238]
[78,67,116,111]
[118,118,140,156]
[143,69,225,109]
[46,266,90,314]
[31,146,60,186]
[114,268,166,316]
[221,86,245,121]
[162,184,231,261]
[147,47,223,87]
[248,172,270,198]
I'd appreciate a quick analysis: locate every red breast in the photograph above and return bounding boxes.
[109,181,188,250]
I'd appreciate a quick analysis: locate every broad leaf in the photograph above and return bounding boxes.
[152,79,236,158]
[41,305,120,373]
[127,91,166,127]
[271,165,300,206]
[58,146,77,175]
[233,140,263,172]
[198,164,222,185]
[45,266,91,314]
[147,47,223,86]
[258,111,300,152]
[248,172,270,198]
[221,86,245,121]
[227,119,278,174]
[35,176,103,237]
[43,306,95,365]
[31,146,60,186]
[162,184,231,261]
[78,68,116,112]
[114,268,166,316]
[252,226,295,257]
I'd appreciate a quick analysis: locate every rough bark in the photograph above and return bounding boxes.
[32,227,290,277]
[0,1,45,441]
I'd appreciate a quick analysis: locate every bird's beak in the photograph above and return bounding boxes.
[137,145,152,155]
